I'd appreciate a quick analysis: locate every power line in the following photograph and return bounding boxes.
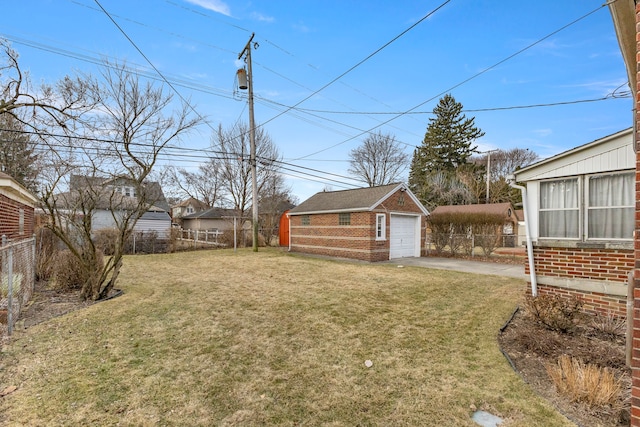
[294,2,610,160]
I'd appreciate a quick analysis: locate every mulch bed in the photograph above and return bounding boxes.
[498,307,631,426]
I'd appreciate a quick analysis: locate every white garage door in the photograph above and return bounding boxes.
[389,214,419,259]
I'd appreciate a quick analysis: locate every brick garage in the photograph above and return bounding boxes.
[514,128,635,317]
[288,183,429,262]
[0,172,36,241]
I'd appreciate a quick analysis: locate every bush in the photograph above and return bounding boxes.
[94,228,119,256]
[36,226,59,281]
[53,250,104,291]
[546,354,621,408]
[524,294,583,333]
[591,312,626,339]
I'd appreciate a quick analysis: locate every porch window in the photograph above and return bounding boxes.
[539,178,579,238]
[376,214,386,240]
[587,172,634,240]
[339,213,351,226]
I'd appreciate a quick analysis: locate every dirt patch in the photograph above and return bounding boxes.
[499,307,631,426]
[10,281,120,331]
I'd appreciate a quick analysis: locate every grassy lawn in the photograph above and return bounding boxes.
[0,249,571,426]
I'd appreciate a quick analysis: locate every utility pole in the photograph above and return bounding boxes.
[238,33,259,252]
[483,149,497,203]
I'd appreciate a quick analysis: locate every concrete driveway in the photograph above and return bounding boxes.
[384,256,525,279]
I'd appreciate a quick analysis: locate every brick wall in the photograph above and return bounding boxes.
[525,247,634,282]
[524,246,633,316]
[289,189,426,262]
[633,4,640,423]
[290,211,389,262]
[0,193,35,241]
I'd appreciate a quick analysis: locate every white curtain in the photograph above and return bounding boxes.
[588,173,633,239]
[539,179,579,238]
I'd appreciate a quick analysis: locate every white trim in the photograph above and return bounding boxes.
[375,213,386,241]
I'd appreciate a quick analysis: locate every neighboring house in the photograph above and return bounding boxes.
[181,207,247,232]
[287,183,429,262]
[0,172,37,241]
[63,175,171,239]
[429,202,520,247]
[171,197,208,222]
[513,128,635,317]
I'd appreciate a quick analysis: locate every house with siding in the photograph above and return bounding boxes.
[0,172,36,241]
[287,183,429,262]
[513,128,634,317]
[58,175,171,239]
[181,207,246,232]
[171,198,208,224]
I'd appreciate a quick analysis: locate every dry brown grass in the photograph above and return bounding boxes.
[546,354,622,408]
[0,248,573,426]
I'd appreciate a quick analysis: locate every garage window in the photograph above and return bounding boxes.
[301,215,310,226]
[339,213,351,225]
[376,214,386,240]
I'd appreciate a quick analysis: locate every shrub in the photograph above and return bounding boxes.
[591,311,626,339]
[36,226,59,281]
[94,228,119,256]
[53,250,104,291]
[524,294,583,333]
[0,274,22,298]
[546,354,621,408]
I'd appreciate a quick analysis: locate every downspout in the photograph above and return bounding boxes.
[508,175,537,297]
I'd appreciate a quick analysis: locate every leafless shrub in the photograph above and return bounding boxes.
[524,294,583,333]
[591,312,626,339]
[546,354,622,408]
[35,226,59,281]
[53,250,104,291]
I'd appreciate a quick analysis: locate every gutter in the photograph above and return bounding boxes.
[508,175,537,297]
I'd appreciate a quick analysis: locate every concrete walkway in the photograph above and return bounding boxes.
[384,256,526,279]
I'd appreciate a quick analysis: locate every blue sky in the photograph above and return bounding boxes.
[2,0,632,202]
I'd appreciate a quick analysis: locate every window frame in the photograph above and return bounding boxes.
[538,177,580,240]
[301,215,310,226]
[375,213,386,241]
[338,213,351,226]
[585,171,634,242]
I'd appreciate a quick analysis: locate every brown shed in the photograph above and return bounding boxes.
[287,183,429,262]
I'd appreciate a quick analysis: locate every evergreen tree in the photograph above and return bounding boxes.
[0,114,38,192]
[409,94,484,207]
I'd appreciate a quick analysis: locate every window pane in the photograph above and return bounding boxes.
[539,179,579,238]
[588,173,634,239]
[339,213,350,225]
[540,210,579,238]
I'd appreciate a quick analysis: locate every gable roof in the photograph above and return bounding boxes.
[289,183,429,216]
[182,207,240,220]
[173,197,208,210]
[430,202,516,219]
[514,128,633,182]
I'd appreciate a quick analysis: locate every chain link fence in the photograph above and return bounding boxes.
[1,235,36,336]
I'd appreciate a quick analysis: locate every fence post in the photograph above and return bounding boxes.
[32,234,36,286]
[7,247,13,336]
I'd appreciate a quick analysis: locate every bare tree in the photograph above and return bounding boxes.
[258,173,297,246]
[0,40,98,131]
[40,62,201,300]
[348,131,409,187]
[164,160,223,208]
[213,123,280,214]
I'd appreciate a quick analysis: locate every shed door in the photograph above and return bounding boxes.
[390,214,419,259]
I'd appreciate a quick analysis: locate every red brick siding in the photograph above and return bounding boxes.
[525,247,634,282]
[525,283,627,318]
[522,246,633,317]
[0,193,35,241]
[634,5,640,423]
[290,189,426,262]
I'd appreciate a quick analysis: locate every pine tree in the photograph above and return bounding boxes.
[0,114,38,192]
[409,94,484,207]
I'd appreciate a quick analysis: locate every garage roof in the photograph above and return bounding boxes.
[289,183,429,216]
